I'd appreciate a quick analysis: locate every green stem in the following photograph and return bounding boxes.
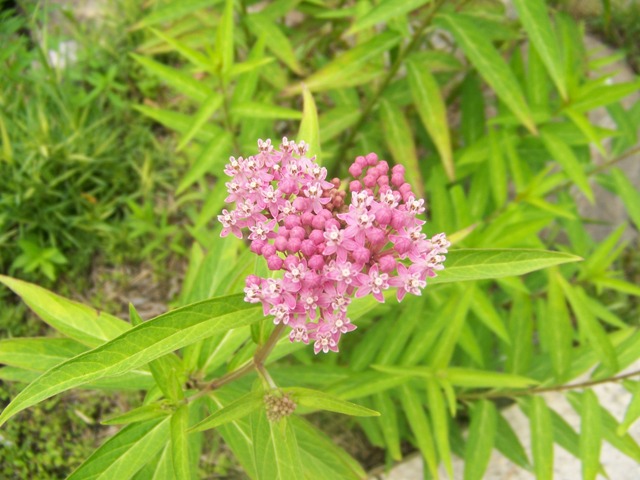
[333,0,446,171]
[459,368,640,401]
[192,323,286,399]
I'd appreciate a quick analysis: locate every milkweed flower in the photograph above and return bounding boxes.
[218,138,449,353]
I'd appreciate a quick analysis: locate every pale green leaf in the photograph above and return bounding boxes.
[190,391,264,432]
[131,0,223,30]
[579,391,602,480]
[611,168,640,232]
[252,410,303,480]
[217,0,235,74]
[130,54,210,102]
[176,133,232,195]
[513,0,566,99]
[298,85,321,162]
[287,387,379,417]
[231,101,303,120]
[0,295,263,427]
[435,13,536,134]
[407,58,454,180]
[430,249,582,284]
[171,404,191,480]
[464,400,497,480]
[0,337,87,371]
[245,14,304,74]
[399,384,439,479]
[102,404,172,426]
[347,0,432,34]
[427,378,453,478]
[284,32,401,95]
[379,98,423,198]
[540,129,594,203]
[0,275,130,347]
[529,397,554,480]
[68,418,170,480]
[445,367,537,389]
[177,92,223,151]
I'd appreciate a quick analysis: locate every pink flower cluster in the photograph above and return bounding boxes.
[218,138,449,354]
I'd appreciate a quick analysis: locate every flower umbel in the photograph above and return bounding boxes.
[219,138,449,353]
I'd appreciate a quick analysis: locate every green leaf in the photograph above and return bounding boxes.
[540,271,573,380]
[619,382,640,436]
[611,168,640,232]
[496,410,532,470]
[0,275,130,347]
[430,249,582,284]
[427,378,453,478]
[190,390,264,432]
[488,128,508,206]
[0,295,263,427]
[131,0,223,30]
[529,397,554,480]
[512,0,566,100]
[399,384,439,479]
[177,92,223,151]
[252,411,304,480]
[327,371,411,401]
[298,86,321,162]
[347,0,431,34]
[578,391,602,480]
[217,0,235,75]
[569,80,640,113]
[407,58,454,180]
[284,32,401,95]
[557,277,618,373]
[149,28,211,70]
[102,404,172,426]
[470,288,510,343]
[0,337,87,371]
[373,392,402,461]
[176,133,232,195]
[435,13,536,134]
[171,404,191,480]
[540,129,594,203]
[291,415,366,480]
[445,367,537,389]
[464,400,497,480]
[287,387,379,417]
[379,98,423,198]
[130,53,210,102]
[428,287,472,369]
[231,101,303,120]
[134,105,221,140]
[68,418,171,480]
[245,14,304,74]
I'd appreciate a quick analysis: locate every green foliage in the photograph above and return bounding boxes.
[1,0,640,479]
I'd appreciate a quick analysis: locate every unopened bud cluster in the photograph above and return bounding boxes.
[264,392,297,422]
[218,138,449,353]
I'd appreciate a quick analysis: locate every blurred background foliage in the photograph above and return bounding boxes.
[1,0,640,478]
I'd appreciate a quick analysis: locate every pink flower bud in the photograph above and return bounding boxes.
[290,226,306,240]
[250,239,266,254]
[392,164,405,175]
[261,244,276,257]
[301,212,314,227]
[355,155,367,167]
[308,254,325,270]
[311,215,326,230]
[366,227,386,247]
[378,160,389,173]
[391,210,406,231]
[320,208,333,219]
[309,229,324,244]
[280,178,297,194]
[279,227,290,239]
[293,197,308,212]
[287,237,302,253]
[394,237,412,255]
[348,163,363,178]
[379,255,397,273]
[349,180,362,192]
[275,235,288,252]
[377,175,389,187]
[325,219,340,230]
[301,239,316,257]
[363,175,377,188]
[375,207,392,226]
[284,255,298,269]
[399,183,412,195]
[267,255,284,270]
[284,214,301,229]
[366,153,378,166]
[352,247,371,264]
[391,174,404,187]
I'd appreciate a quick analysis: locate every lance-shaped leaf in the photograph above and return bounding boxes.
[427,377,453,478]
[298,85,321,162]
[374,392,402,461]
[251,410,303,480]
[513,0,567,100]
[68,417,170,480]
[529,396,554,480]
[445,367,537,389]
[171,404,191,480]
[576,391,602,480]
[284,32,401,95]
[407,58,454,180]
[0,275,130,347]
[0,337,87,371]
[347,0,432,35]
[190,390,264,433]
[130,53,210,102]
[380,98,424,198]
[0,295,263,427]
[435,13,536,134]
[131,0,223,30]
[464,400,497,480]
[245,13,304,75]
[102,403,172,426]
[286,387,379,417]
[177,92,223,151]
[430,249,582,284]
[176,132,232,194]
[496,410,532,470]
[399,384,439,478]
